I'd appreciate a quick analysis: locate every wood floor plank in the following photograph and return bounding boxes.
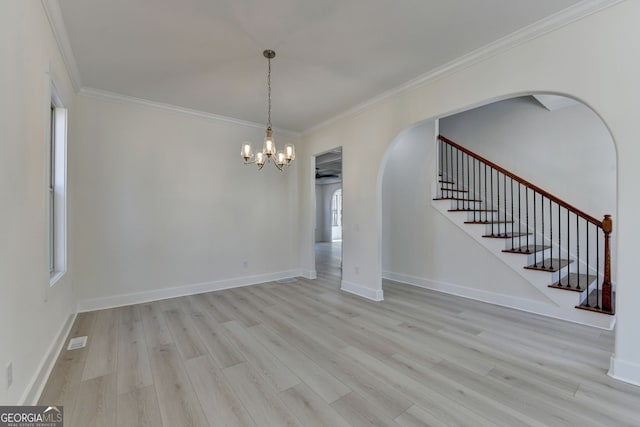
[271,325,412,418]
[395,405,450,427]
[69,374,117,427]
[223,362,303,427]
[249,323,351,403]
[82,309,118,381]
[148,344,208,427]
[116,306,153,394]
[340,346,508,427]
[330,391,401,427]
[185,355,256,426]
[183,292,228,322]
[242,284,281,307]
[388,352,542,427]
[315,311,400,360]
[279,383,351,427]
[214,291,261,327]
[164,307,207,360]
[116,385,163,427]
[201,292,235,323]
[190,310,245,369]
[139,302,173,349]
[223,320,300,392]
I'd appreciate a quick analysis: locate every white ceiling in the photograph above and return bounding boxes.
[55,0,590,132]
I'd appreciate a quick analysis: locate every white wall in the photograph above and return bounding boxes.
[73,94,300,308]
[0,2,77,404]
[315,182,341,243]
[382,122,551,303]
[439,96,615,219]
[299,1,640,386]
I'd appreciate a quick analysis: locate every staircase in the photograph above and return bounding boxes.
[433,135,614,329]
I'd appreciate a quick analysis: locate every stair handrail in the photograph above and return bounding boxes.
[439,135,602,227]
[438,134,613,313]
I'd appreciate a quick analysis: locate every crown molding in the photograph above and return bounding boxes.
[41,0,82,91]
[303,0,624,136]
[78,87,301,137]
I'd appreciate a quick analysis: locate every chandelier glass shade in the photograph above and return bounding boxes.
[241,50,295,170]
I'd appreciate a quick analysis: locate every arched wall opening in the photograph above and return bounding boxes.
[380,93,617,321]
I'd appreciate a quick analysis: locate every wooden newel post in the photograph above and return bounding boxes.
[602,214,613,312]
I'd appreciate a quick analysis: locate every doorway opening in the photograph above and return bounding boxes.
[314,147,342,280]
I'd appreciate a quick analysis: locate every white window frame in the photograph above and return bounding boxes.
[49,82,67,286]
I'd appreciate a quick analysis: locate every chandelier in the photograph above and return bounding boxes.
[241,50,295,170]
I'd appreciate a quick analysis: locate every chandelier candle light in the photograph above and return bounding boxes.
[241,49,295,170]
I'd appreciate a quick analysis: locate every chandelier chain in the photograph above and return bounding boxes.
[267,55,272,129]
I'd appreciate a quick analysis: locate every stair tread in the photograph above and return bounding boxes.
[502,245,550,254]
[482,232,530,239]
[548,273,597,292]
[439,180,455,184]
[440,188,469,193]
[466,221,514,225]
[524,258,573,272]
[575,289,615,315]
[433,197,482,202]
[449,208,497,212]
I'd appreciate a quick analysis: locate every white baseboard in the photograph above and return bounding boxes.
[609,355,640,387]
[77,270,301,312]
[382,271,615,330]
[20,312,77,405]
[341,280,384,302]
[301,269,317,280]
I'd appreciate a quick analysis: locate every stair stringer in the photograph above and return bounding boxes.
[431,187,614,329]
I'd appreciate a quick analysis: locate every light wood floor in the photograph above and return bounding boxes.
[40,242,640,426]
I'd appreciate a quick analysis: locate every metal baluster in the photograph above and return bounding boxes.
[439,139,443,179]
[596,227,600,309]
[484,163,488,223]
[533,191,537,267]
[490,168,494,235]
[461,152,465,210]
[566,208,571,288]
[558,203,561,285]
[541,194,545,268]
[448,144,452,198]
[503,174,507,237]
[576,214,580,290]
[510,178,514,249]
[456,149,460,210]
[466,154,470,212]
[586,221,590,307]
[549,199,553,270]
[518,183,522,251]
[496,170,500,235]
[525,187,529,251]
[473,158,477,222]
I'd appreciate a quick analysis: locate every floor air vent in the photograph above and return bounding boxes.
[67,336,87,350]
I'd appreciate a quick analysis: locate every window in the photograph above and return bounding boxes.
[331,189,342,227]
[49,84,67,285]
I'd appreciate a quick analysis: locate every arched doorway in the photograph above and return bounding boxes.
[381,94,616,326]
